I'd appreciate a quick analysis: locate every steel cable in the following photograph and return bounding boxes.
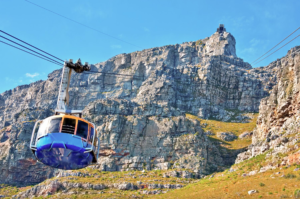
[0,30,64,62]
[25,0,143,49]
[251,27,300,65]
[253,34,300,66]
[0,35,63,65]
[0,40,64,66]
[84,70,144,78]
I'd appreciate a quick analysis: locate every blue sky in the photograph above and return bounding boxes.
[1,0,299,93]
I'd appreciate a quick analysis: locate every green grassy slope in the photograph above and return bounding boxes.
[152,155,300,199]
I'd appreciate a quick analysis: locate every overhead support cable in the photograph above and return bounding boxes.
[0,31,143,78]
[0,40,63,66]
[251,27,300,65]
[25,0,143,49]
[0,30,64,62]
[0,35,63,65]
[253,34,300,66]
[84,70,144,78]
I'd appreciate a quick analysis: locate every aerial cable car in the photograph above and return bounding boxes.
[30,59,100,170]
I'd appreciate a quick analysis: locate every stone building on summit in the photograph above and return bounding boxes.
[217,24,226,34]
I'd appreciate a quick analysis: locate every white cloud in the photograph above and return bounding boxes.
[26,73,39,78]
[264,11,276,19]
[5,77,12,82]
[73,4,106,19]
[240,38,261,56]
[250,38,260,47]
[111,45,122,49]
[74,7,93,18]
[218,16,254,31]
[240,47,255,54]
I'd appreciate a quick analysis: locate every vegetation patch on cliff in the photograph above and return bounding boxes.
[0,184,30,198]
[186,113,258,150]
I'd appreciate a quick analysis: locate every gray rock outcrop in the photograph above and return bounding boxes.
[239,131,252,139]
[217,132,237,141]
[236,46,300,164]
[83,100,224,174]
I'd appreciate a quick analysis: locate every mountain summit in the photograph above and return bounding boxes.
[204,24,237,57]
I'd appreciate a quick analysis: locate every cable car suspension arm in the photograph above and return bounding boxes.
[55,59,90,115]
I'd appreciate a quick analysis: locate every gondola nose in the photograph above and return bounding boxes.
[35,133,94,170]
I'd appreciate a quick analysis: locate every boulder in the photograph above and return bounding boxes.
[248,190,258,195]
[239,131,252,139]
[217,132,237,141]
[204,131,214,136]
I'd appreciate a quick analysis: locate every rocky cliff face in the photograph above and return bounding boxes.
[0,27,278,185]
[82,99,225,175]
[236,46,300,165]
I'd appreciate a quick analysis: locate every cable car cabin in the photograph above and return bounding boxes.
[30,114,100,170]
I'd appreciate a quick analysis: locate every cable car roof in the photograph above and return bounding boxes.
[48,114,92,125]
